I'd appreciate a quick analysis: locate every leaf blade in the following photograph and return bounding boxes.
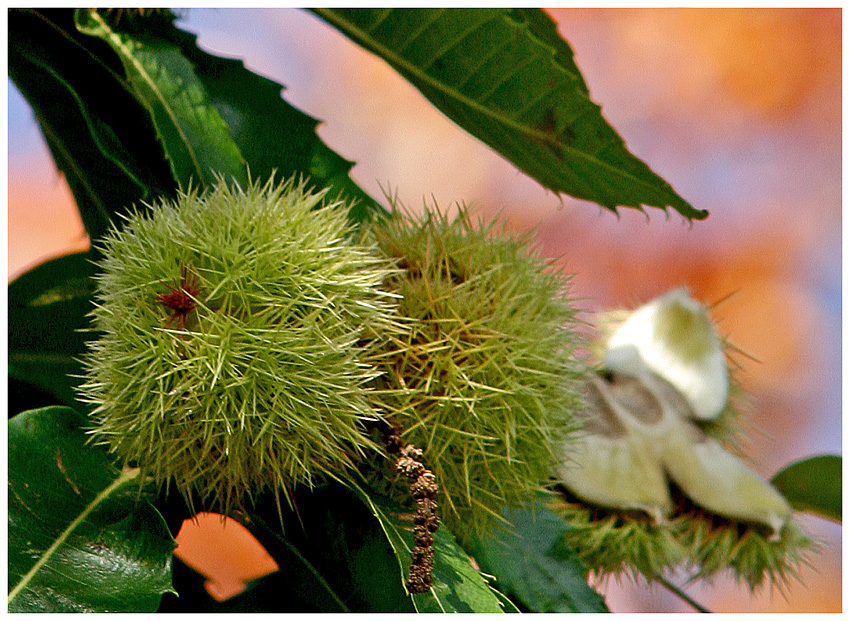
[75,8,247,189]
[359,492,506,613]
[8,252,99,408]
[8,8,177,242]
[313,8,704,220]
[8,406,176,612]
[466,499,609,613]
[772,455,841,523]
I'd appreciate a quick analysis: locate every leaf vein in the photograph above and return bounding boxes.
[8,467,141,606]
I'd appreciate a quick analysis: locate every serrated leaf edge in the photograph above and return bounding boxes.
[313,8,704,219]
[82,11,209,184]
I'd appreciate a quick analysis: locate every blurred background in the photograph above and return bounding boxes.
[7,7,841,612]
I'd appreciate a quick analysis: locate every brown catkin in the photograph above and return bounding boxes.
[396,444,440,593]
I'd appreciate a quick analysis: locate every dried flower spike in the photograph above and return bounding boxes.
[396,444,440,594]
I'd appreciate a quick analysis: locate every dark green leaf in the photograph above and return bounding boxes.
[8,406,176,612]
[232,485,414,612]
[506,8,590,95]
[772,455,841,523]
[160,557,298,613]
[75,8,248,190]
[313,8,705,220]
[360,492,506,613]
[164,18,384,223]
[158,556,222,612]
[8,8,177,242]
[466,499,608,612]
[8,252,99,408]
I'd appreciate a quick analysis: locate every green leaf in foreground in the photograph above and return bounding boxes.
[772,455,841,523]
[313,8,705,220]
[506,7,590,96]
[360,492,505,613]
[75,8,247,189]
[8,252,98,408]
[8,406,176,612]
[466,500,608,613]
[233,486,414,612]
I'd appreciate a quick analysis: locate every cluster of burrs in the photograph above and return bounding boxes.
[78,173,806,595]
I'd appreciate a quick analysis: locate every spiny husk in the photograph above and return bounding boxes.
[672,502,817,591]
[366,203,583,542]
[553,486,813,590]
[79,175,399,515]
[552,495,688,581]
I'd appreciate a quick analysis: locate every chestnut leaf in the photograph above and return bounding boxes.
[8,406,176,612]
[313,8,705,220]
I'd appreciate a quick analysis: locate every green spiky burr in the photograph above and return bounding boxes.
[78,176,398,515]
[366,203,583,542]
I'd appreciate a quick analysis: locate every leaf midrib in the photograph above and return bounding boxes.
[87,10,204,182]
[312,9,651,187]
[8,467,142,606]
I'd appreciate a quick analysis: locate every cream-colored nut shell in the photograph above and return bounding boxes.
[662,432,791,539]
[604,287,728,420]
[557,375,673,523]
[559,362,790,537]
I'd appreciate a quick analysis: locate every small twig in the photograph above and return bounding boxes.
[657,576,711,613]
